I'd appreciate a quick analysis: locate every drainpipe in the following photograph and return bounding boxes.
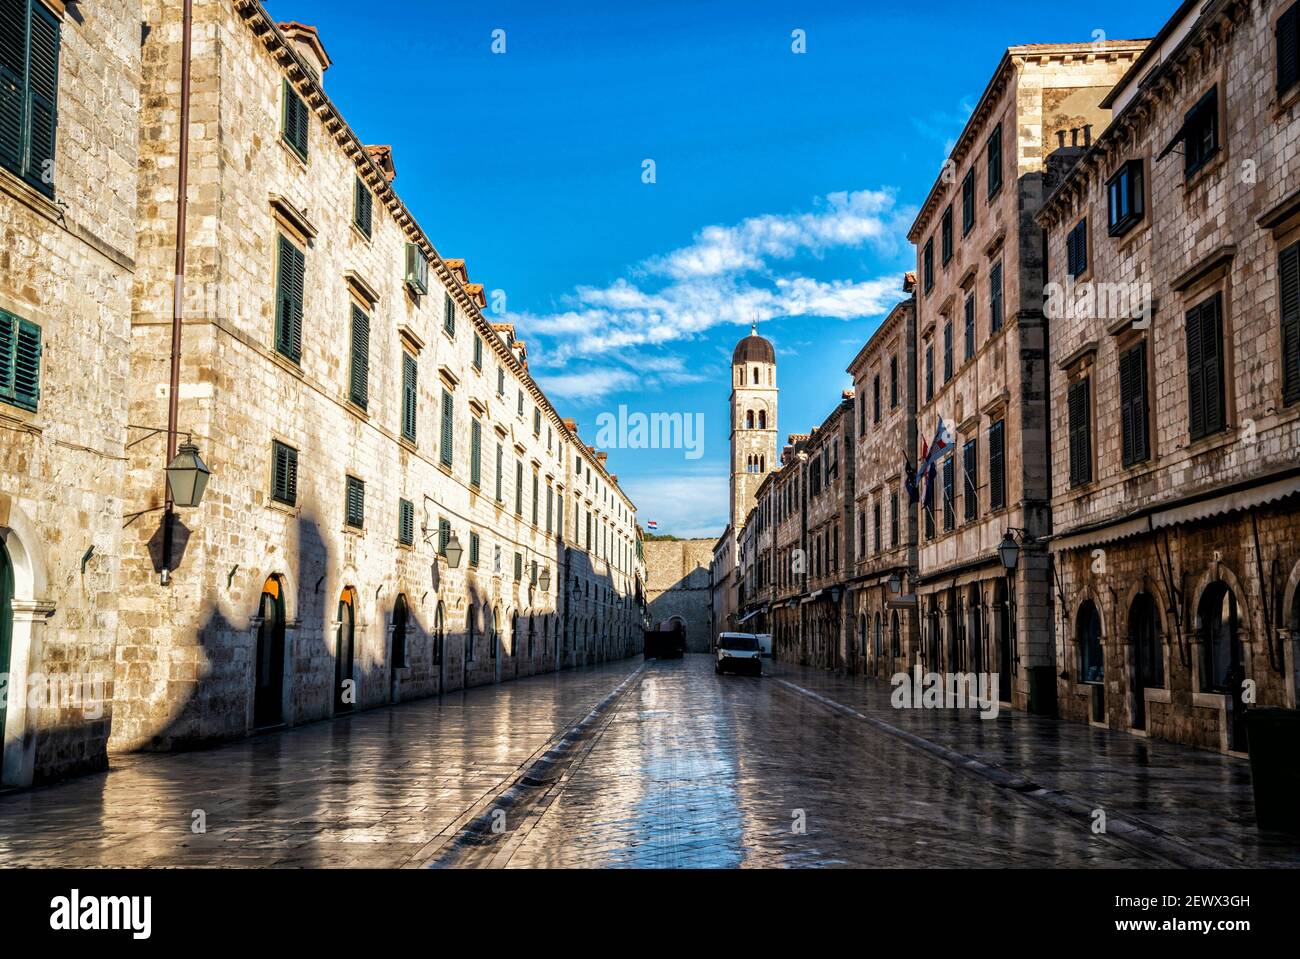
[163,0,194,584]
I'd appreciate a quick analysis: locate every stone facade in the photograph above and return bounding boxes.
[907,42,1145,711]
[846,297,921,678]
[643,538,713,652]
[0,0,141,785]
[1038,0,1300,752]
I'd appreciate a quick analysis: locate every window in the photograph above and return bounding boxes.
[270,440,297,507]
[872,375,881,424]
[989,419,1006,511]
[890,489,899,547]
[473,332,483,370]
[873,502,881,555]
[889,355,898,408]
[924,344,934,402]
[546,484,554,533]
[1067,219,1088,278]
[470,418,482,488]
[497,366,505,395]
[858,393,866,435]
[1119,341,1150,467]
[990,262,1004,334]
[961,169,976,235]
[1165,86,1219,178]
[401,353,417,442]
[531,471,539,525]
[353,176,372,237]
[924,469,936,539]
[987,124,1003,198]
[1283,243,1300,406]
[281,78,309,160]
[963,439,977,522]
[1280,4,1300,97]
[0,309,41,412]
[440,389,454,468]
[1068,377,1092,487]
[438,518,450,555]
[533,407,541,435]
[0,1,60,194]
[514,551,523,582]
[517,390,524,417]
[942,457,955,532]
[857,510,866,557]
[348,305,369,409]
[923,239,934,293]
[941,206,953,264]
[1185,293,1226,440]
[345,475,365,529]
[1107,160,1144,236]
[274,234,305,363]
[515,460,523,515]
[943,321,953,382]
[495,442,504,502]
[398,498,414,546]
[964,295,975,362]
[443,292,455,336]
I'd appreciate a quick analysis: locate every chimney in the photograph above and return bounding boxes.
[279,23,332,84]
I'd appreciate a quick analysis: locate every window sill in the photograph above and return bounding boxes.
[396,541,414,552]
[1181,147,1225,193]
[342,525,365,537]
[398,436,418,453]
[279,137,309,170]
[1274,83,1300,120]
[268,350,305,378]
[0,165,60,224]
[350,222,373,244]
[265,498,300,517]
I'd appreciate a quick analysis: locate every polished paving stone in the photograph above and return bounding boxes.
[2,655,1297,869]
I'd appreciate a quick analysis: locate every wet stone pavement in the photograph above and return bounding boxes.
[1,655,1298,869]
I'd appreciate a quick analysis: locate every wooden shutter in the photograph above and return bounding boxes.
[1120,341,1149,466]
[0,0,23,175]
[515,460,523,514]
[348,305,369,409]
[495,443,503,500]
[963,439,977,522]
[275,235,304,362]
[1068,378,1092,486]
[401,353,417,441]
[942,458,955,530]
[271,441,297,506]
[283,80,308,158]
[443,292,455,335]
[1187,295,1225,439]
[354,177,372,236]
[399,499,414,546]
[989,420,1005,511]
[1280,243,1300,406]
[990,262,1003,332]
[470,418,482,487]
[346,477,364,528]
[440,389,453,466]
[0,312,13,401]
[25,4,58,192]
[1281,5,1300,96]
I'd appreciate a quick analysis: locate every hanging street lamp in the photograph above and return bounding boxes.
[165,439,211,509]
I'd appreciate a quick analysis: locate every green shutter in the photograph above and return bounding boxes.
[440,389,453,467]
[470,418,482,487]
[1187,295,1225,439]
[1280,243,1299,406]
[271,441,298,506]
[989,420,1005,511]
[438,518,449,555]
[401,353,417,442]
[515,460,522,514]
[1068,378,1091,486]
[275,235,304,362]
[398,499,414,546]
[0,313,40,412]
[495,443,503,501]
[1120,341,1149,466]
[0,0,23,175]
[443,293,455,336]
[348,305,369,409]
[1280,5,1300,96]
[0,312,12,399]
[354,177,372,237]
[345,476,365,528]
[24,3,57,193]
[282,79,308,159]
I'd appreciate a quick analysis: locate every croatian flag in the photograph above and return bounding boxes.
[647,521,659,531]
[914,417,955,488]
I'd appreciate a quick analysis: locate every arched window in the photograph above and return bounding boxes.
[758,410,767,430]
[1198,582,1241,693]
[745,410,755,429]
[1130,593,1163,689]
[1078,600,1104,684]
[335,587,357,713]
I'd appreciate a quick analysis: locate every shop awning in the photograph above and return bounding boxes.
[1150,473,1300,530]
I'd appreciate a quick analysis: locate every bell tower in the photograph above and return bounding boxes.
[729,324,778,534]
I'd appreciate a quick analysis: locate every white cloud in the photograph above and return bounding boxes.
[623,469,728,540]
[508,187,915,370]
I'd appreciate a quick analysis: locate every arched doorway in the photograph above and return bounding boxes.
[1078,600,1104,723]
[1199,582,1246,751]
[391,594,409,696]
[0,541,12,741]
[1129,593,1163,731]
[335,587,357,713]
[434,601,445,691]
[253,576,286,728]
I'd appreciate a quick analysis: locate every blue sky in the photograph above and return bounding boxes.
[265,0,1169,538]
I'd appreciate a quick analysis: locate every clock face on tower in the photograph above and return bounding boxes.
[729,326,778,534]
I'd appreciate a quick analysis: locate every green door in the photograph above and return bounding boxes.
[0,541,12,743]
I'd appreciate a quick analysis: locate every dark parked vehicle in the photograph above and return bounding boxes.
[645,624,686,659]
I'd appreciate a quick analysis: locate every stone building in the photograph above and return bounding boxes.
[643,538,714,652]
[1038,0,1300,753]
[0,0,141,785]
[0,0,646,762]
[907,40,1146,711]
[768,434,810,660]
[846,294,920,678]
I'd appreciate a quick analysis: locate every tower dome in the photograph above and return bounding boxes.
[732,325,775,365]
